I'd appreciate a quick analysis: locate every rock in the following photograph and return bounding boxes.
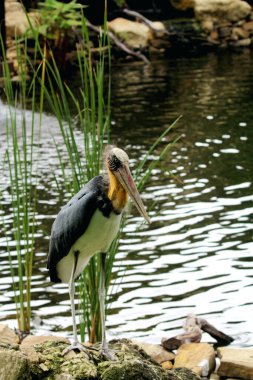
[108,18,166,50]
[217,347,253,380]
[170,0,195,10]
[201,19,214,32]
[161,360,173,370]
[0,347,30,380]
[243,21,253,32]
[194,0,252,23]
[108,18,150,49]
[20,335,70,364]
[210,29,219,41]
[231,27,249,40]
[231,37,252,46]
[174,343,215,377]
[21,338,178,380]
[21,334,70,347]
[131,340,175,364]
[209,374,221,380]
[218,25,232,38]
[0,324,19,345]
[167,367,201,379]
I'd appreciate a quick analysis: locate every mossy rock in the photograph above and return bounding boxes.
[168,368,201,380]
[0,345,31,380]
[97,339,169,380]
[1,338,201,380]
[28,340,97,379]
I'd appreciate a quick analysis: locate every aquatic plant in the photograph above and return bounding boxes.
[0,35,45,334]
[0,8,179,342]
[41,19,179,343]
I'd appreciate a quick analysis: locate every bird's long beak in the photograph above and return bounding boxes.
[114,164,151,224]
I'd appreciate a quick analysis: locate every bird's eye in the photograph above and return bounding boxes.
[109,155,121,171]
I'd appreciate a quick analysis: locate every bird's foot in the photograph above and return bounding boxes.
[99,345,117,361]
[62,342,90,357]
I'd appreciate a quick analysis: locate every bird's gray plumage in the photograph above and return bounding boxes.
[47,175,115,283]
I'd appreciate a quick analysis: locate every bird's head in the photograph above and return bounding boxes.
[105,146,150,224]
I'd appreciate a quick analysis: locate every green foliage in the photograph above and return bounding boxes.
[37,0,84,39]
[0,10,178,342]
[39,17,112,342]
[0,35,45,333]
[114,0,126,7]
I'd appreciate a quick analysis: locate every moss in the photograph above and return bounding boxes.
[60,355,97,379]
[0,348,31,380]
[29,341,67,378]
[1,338,201,380]
[168,368,201,380]
[97,340,169,380]
[98,359,168,380]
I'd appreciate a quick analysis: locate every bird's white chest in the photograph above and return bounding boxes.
[57,209,122,283]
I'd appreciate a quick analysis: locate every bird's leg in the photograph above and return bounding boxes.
[98,252,116,361]
[62,252,88,356]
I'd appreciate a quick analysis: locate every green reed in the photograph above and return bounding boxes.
[0,8,179,342]
[41,19,179,342]
[0,34,45,333]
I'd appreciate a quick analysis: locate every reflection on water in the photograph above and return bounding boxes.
[1,50,253,346]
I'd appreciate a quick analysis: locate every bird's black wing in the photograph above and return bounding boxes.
[47,176,106,283]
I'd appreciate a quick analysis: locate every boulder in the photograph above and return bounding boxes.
[174,343,215,377]
[20,335,70,363]
[0,347,30,380]
[108,18,150,49]
[5,0,37,38]
[217,347,253,379]
[24,339,174,380]
[108,18,166,50]
[194,0,252,23]
[0,323,19,345]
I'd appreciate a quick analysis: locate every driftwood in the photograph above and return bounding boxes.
[197,317,234,345]
[162,314,234,351]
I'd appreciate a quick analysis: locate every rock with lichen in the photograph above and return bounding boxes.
[1,338,201,380]
[0,344,31,380]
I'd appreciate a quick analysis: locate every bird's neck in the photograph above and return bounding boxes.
[107,170,128,213]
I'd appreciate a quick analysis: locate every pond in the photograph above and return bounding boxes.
[0,49,253,347]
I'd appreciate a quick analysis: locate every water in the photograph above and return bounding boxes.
[0,49,253,346]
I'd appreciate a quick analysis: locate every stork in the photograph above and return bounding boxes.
[47,146,150,359]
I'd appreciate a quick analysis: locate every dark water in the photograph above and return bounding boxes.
[0,50,253,346]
